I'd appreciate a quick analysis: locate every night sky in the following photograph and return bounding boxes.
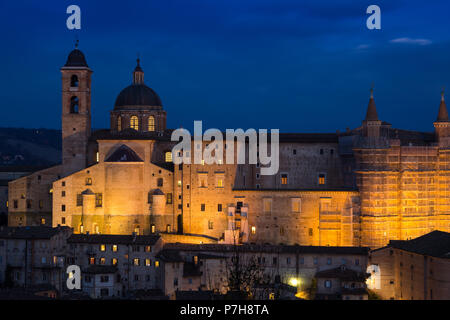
[0,0,449,133]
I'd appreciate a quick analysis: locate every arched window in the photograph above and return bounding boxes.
[70,75,79,87]
[117,116,122,131]
[70,96,79,113]
[130,116,139,131]
[165,151,172,162]
[148,116,155,131]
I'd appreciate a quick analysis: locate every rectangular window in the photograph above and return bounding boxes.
[145,259,151,266]
[201,204,205,211]
[208,220,214,230]
[95,193,103,207]
[61,217,66,225]
[100,257,106,265]
[85,178,92,185]
[281,173,288,185]
[89,257,95,265]
[39,200,44,209]
[26,199,32,209]
[263,198,272,213]
[112,245,118,252]
[318,173,326,185]
[218,204,222,212]
[100,244,106,252]
[291,198,301,213]
[13,200,18,209]
[145,245,151,252]
[325,280,332,288]
[112,258,118,266]
[76,194,83,206]
[251,226,256,235]
[134,258,140,266]
[198,174,208,188]
[61,205,66,212]
[62,191,66,197]
[166,193,173,204]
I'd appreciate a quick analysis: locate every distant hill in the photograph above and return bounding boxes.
[0,128,61,167]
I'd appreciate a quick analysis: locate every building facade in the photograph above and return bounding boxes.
[7,46,450,249]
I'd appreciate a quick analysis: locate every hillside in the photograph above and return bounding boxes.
[0,128,61,166]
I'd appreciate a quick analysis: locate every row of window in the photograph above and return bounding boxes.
[10,199,45,210]
[118,115,155,132]
[88,256,159,267]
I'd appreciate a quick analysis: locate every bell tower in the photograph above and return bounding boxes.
[61,41,92,176]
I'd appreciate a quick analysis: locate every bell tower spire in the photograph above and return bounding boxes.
[362,85,382,138]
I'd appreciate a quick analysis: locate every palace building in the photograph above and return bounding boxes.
[7,46,450,248]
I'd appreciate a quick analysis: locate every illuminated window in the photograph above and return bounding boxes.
[130,116,139,131]
[134,226,140,235]
[318,173,326,185]
[145,246,151,253]
[166,193,173,204]
[155,261,160,268]
[145,259,151,266]
[96,152,99,163]
[166,224,171,233]
[40,218,45,225]
[151,224,156,233]
[251,226,256,234]
[198,174,208,188]
[148,116,155,131]
[177,180,182,187]
[80,224,84,233]
[281,173,288,185]
[165,151,172,162]
[85,177,92,185]
[100,257,106,265]
[95,193,103,207]
[94,225,99,234]
[89,257,95,265]
[134,258,140,266]
[117,116,122,131]
[112,258,118,266]
[112,245,118,252]
[100,244,106,252]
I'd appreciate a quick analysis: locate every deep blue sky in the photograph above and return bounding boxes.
[0,0,449,133]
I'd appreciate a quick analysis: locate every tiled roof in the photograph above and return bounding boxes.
[155,249,184,262]
[315,265,369,281]
[385,230,450,259]
[161,243,369,255]
[0,226,70,240]
[67,234,160,245]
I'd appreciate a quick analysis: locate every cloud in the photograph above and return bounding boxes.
[356,44,370,50]
[390,37,432,46]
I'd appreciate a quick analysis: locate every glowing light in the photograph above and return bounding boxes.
[289,278,299,287]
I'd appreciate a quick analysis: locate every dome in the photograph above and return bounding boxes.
[114,84,163,110]
[64,49,88,67]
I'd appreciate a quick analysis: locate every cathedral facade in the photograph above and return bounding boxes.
[7,47,450,248]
